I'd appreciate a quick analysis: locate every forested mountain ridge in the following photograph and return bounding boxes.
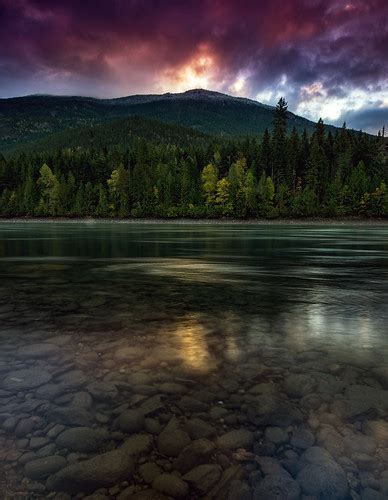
[6,115,213,154]
[0,98,386,219]
[0,89,332,152]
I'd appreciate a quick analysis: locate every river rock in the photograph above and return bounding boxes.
[297,446,349,499]
[217,429,254,451]
[174,438,215,473]
[283,374,315,398]
[184,418,217,440]
[45,405,94,427]
[119,410,145,434]
[152,474,188,498]
[364,420,388,446]
[15,418,35,438]
[177,395,208,413]
[264,427,289,445]
[87,381,118,401]
[2,368,52,391]
[56,427,109,453]
[46,449,134,493]
[157,419,191,457]
[343,433,377,455]
[291,428,315,449]
[183,464,222,495]
[24,455,67,480]
[16,343,60,359]
[139,462,163,484]
[374,367,388,389]
[253,473,301,500]
[343,385,388,419]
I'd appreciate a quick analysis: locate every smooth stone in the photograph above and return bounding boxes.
[87,381,118,401]
[138,395,164,416]
[174,438,215,473]
[120,433,153,457]
[343,433,377,455]
[283,374,315,398]
[46,449,134,494]
[57,370,88,389]
[36,384,65,401]
[184,418,217,440]
[152,474,188,498]
[264,427,289,445]
[15,418,35,437]
[297,446,349,499]
[227,480,252,500]
[29,437,50,450]
[290,428,315,449]
[177,396,208,413]
[364,420,388,446]
[25,455,67,480]
[119,410,145,434]
[253,473,301,500]
[217,429,254,451]
[343,385,388,418]
[71,391,93,409]
[56,427,109,453]
[374,367,388,389]
[158,383,186,395]
[16,343,60,359]
[2,368,52,391]
[139,463,163,484]
[45,405,94,427]
[183,464,222,495]
[157,419,191,457]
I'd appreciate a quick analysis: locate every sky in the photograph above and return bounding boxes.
[0,0,387,133]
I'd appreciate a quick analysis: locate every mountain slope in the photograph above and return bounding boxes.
[0,89,329,152]
[7,115,212,153]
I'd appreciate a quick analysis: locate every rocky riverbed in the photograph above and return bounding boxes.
[1,326,388,499]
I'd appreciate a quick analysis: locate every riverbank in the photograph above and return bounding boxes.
[1,216,387,225]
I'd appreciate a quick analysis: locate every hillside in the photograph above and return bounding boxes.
[0,89,328,152]
[7,115,213,154]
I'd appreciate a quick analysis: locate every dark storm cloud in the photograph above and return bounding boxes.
[0,0,387,130]
[335,106,388,132]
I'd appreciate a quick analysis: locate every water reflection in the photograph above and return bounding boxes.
[1,222,388,498]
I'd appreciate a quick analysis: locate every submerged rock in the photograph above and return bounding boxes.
[56,427,109,453]
[217,429,254,451]
[46,449,134,494]
[296,446,349,499]
[16,343,60,359]
[2,368,52,391]
[24,455,67,480]
[152,474,188,498]
[119,410,145,434]
[183,464,222,495]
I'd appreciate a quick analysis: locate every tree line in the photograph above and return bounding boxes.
[0,99,387,218]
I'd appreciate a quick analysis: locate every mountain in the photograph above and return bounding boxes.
[0,89,330,152]
[8,115,212,153]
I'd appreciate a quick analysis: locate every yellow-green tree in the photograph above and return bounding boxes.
[107,164,129,216]
[201,163,218,206]
[37,163,60,215]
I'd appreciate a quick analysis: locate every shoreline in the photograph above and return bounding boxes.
[0,216,387,225]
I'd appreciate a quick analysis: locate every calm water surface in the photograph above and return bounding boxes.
[1,221,388,498]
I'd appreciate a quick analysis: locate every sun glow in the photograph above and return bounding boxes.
[158,45,219,92]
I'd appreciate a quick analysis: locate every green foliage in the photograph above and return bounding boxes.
[0,109,385,219]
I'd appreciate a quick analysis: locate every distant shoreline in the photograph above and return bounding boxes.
[0,216,387,225]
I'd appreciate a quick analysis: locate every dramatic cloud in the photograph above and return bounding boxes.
[0,0,387,132]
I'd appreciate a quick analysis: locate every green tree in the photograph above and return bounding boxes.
[107,164,129,216]
[201,163,218,206]
[37,163,60,215]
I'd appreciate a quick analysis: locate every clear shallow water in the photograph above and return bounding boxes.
[1,221,388,498]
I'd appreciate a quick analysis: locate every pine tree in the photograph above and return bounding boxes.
[23,168,37,215]
[271,97,288,182]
